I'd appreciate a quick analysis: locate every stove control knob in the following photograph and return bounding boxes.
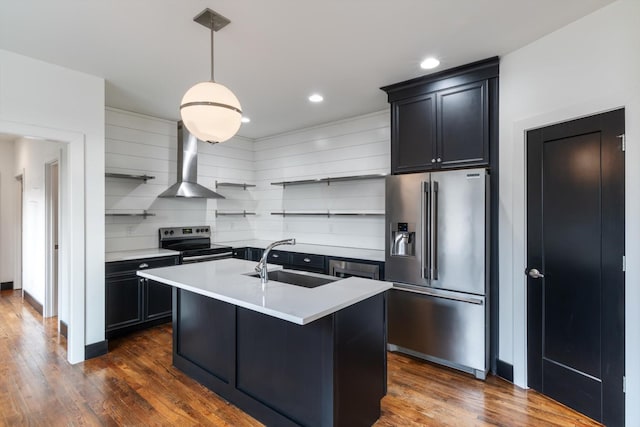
[163,230,168,235]
[169,230,174,235]
[205,228,209,232]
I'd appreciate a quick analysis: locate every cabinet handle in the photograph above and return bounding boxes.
[303,258,311,263]
[271,254,279,258]
[139,263,149,269]
[431,158,436,163]
[437,157,442,163]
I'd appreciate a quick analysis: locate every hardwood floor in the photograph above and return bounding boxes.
[0,290,601,426]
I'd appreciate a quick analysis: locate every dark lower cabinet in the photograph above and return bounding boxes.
[231,247,248,259]
[105,275,143,330]
[145,280,172,320]
[288,252,326,274]
[173,287,387,427]
[105,255,180,339]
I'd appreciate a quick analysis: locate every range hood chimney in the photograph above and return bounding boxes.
[158,121,225,199]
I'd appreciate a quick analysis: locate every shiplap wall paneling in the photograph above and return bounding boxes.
[253,111,389,249]
[105,108,255,251]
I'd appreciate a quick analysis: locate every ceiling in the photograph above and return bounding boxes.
[0,0,615,139]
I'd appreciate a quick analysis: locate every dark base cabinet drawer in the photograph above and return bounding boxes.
[106,255,179,276]
[266,250,290,265]
[289,253,326,273]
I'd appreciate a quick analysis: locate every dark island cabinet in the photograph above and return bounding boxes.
[382,57,498,174]
[105,255,180,338]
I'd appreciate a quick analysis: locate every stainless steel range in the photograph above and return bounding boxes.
[159,226,232,264]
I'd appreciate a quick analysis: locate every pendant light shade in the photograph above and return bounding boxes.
[181,81,242,143]
[181,9,242,144]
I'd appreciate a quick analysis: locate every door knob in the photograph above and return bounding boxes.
[526,268,544,279]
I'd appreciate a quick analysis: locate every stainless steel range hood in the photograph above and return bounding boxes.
[158,121,225,199]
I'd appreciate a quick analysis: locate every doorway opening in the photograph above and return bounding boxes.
[45,160,61,335]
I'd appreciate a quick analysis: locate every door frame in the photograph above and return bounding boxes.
[44,159,60,318]
[14,173,24,290]
[0,120,86,364]
[508,103,630,390]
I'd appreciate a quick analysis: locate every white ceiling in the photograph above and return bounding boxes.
[0,0,615,139]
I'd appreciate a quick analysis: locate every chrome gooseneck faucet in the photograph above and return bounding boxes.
[255,238,296,286]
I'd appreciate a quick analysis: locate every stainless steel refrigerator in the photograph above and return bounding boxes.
[385,168,489,379]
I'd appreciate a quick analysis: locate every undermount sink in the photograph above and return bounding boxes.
[247,269,338,288]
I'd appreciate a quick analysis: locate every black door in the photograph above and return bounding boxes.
[526,109,625,426]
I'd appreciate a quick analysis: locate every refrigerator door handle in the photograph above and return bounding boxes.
[393,284,484,305]
[422,181,430,280]
[431,180,439,280]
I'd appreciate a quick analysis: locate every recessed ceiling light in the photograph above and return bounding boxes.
[241,116,251,123]
[308,94,324,103]
[420,57,440,70]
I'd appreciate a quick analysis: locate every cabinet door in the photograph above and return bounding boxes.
[106,275,143,331]
[232,248,248,259]
[145,279,172,320]
[437,80,489,168]
[391,93,437,174]
[248,248,263,262]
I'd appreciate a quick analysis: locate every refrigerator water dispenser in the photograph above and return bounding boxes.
[390,222,415,256]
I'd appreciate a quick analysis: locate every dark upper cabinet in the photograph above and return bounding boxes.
[392,93,437,173]
[382,57,498,174]
[437,80,488,168]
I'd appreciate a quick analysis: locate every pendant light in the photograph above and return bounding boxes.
[180,9,242,144]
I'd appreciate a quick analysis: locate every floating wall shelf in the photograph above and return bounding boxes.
[105,210,155,219]
[105,172,155,182]
[270,211,384,218]
[270,173,386,187]
[215,181,256,190]
[215,210,256,217]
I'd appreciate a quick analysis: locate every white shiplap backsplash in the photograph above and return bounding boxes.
[105,108,389,252]
[252,111,390,250]
[105,108,256,252]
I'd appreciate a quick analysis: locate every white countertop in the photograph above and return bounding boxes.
[106,248,180,263]
[217,240,385,262]
[137,258,392,325]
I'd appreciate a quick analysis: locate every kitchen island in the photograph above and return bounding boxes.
[138,259,392,427]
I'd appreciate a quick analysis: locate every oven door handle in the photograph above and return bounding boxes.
[182,252,233,263]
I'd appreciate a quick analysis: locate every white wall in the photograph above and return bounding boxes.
[13,138,62,304]
[105,108,389,250]
[105,108,255,251]
[0,138,17,285]
[253,111,389,249]
[498,0,640,424]
[0,49,104,363]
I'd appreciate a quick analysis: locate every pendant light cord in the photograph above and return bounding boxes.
[210,16,215,82]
